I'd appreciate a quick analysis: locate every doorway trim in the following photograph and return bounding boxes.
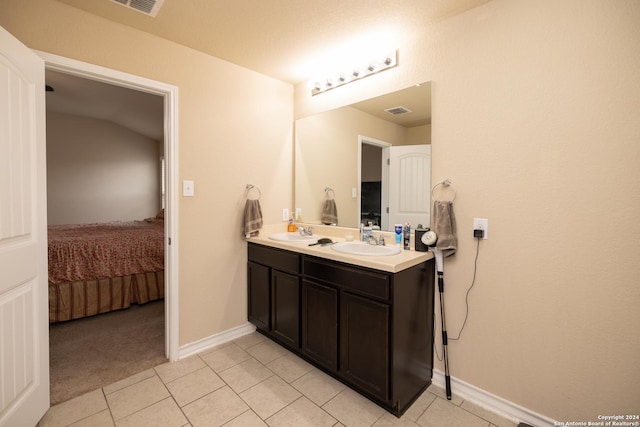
[36,51,180,361]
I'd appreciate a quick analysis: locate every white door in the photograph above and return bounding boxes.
[388,145,432,229]
[0,26,49,427]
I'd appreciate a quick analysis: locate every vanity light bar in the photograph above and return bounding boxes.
[311,50,398,96]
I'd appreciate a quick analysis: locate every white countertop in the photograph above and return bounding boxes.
[247,224,433,273]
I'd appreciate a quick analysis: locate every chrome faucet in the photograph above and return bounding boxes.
[298,226,313,236]
[367,234,385,246]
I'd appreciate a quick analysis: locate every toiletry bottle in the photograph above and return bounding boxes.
[403,223,411,250]
[394,224,402,246]
[363,226,372,242]
[287,216,295,232]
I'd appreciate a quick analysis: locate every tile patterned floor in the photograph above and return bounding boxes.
[39,332,517,427]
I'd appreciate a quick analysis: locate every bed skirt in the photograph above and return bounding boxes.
[49,270,164,323]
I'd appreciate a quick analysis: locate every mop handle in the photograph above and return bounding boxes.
[438,271,452,400]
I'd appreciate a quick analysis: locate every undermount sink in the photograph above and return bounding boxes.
[268,232,318,243]
[331,241,401,256]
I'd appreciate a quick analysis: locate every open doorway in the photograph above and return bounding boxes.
[358,136,391,230]
[40,52,179,404]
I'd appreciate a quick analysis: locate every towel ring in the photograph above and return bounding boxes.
[431,179,456,202]
[324,187,335,198]
[245,184,261,200]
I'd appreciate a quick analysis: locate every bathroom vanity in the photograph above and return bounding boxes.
[246,235,435,416]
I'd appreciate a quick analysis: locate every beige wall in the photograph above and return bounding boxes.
[46,112,161,224]
[406,124,431,146]
[295,0,640,421]
[0,0,293,346]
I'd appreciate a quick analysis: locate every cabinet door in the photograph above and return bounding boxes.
[301,280,338,371]
[271,270,300,348]
[247,261,270,331]
[340,292,390,402]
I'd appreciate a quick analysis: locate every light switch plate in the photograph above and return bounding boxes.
[282,208,290,221]
[183,180,194,197]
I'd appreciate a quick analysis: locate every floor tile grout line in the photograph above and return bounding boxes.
[263,394,338,426]
[59,389,113,427]
[105,377,174,423]
[101,388,116,427]
[426,394,498,427]
[167,387,193,427]
[456,397,506,427]
[228,344,346,425]
[219,408,257,427]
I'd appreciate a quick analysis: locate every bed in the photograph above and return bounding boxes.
[48,212,165,323]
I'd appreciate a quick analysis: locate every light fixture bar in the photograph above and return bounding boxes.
[311,49,398,96]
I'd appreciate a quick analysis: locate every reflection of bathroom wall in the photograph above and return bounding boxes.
[406,124,431,145]
[295,106,408,226]
[361,144,382,181]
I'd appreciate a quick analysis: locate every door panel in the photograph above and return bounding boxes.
[247,261,270,331]
[340,292,390,401]
[271,270,300,347]
[0,25,49,427]
[388,145,431,228]
[301,280,338,371]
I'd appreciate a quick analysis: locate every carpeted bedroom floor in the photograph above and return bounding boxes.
[49,300,167,405]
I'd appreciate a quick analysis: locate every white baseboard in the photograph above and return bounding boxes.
[432,369,556,427]
[178,322,257,359]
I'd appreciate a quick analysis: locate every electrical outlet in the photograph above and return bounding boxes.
[295,208,302,220]
[282,208,290,221]
[473,218,488,239]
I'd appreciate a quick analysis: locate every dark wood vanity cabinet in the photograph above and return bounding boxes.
[301,279,338,370]
[247,261,270,331]
[340,291,390,402]
[247,242,435,416]
[247,244,300,347]
[271,270,300,347]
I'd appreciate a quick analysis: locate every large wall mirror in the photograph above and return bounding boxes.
[294,82,432,231]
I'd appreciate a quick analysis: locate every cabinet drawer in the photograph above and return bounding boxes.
[303,257,389,300]
[248,244,300,274]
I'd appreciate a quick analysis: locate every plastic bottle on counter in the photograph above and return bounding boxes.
[394,224,403,246]
[403,223,411,250]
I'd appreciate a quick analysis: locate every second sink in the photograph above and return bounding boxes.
[331,241,401,256]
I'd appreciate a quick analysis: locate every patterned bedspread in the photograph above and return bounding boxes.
[48,218,164,284]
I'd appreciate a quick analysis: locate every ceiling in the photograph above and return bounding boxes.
[47,0,487,139]
[46,70,165,140]
[56,0,490,85]
[351,83,432,127]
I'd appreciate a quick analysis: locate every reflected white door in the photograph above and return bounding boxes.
[388,145,431,229]
[0,26,49,427]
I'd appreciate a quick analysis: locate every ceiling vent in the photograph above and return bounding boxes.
[385,106,413,116]
[110,0,165,17]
